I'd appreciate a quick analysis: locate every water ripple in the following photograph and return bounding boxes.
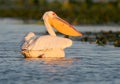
[0,25,120,84]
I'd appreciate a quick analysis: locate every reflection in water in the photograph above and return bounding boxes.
[24,58,78,73]
[24,57,78,66]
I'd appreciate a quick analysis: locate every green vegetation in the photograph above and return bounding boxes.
[0,0,120,25]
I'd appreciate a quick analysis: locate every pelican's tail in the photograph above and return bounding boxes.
[21,32,37,50]
[25,32,36,41]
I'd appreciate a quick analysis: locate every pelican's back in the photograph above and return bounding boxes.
[26,35,72,50]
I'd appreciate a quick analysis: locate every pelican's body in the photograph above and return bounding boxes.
[21,11,82,58]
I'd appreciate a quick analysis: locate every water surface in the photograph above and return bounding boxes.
[0,23,120,84]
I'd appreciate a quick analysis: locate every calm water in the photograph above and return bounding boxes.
[0,22,120,84]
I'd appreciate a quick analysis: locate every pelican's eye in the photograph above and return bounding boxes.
[52,13,56,15]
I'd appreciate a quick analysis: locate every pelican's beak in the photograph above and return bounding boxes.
[49,16,83,36]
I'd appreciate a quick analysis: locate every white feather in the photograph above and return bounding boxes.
[29,35,72,50]
[22,35,72,51]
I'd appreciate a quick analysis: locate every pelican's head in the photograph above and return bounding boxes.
[43,11,83,37]
[43,11,57,20]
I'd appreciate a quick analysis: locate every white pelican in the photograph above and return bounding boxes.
[21,11,83,58]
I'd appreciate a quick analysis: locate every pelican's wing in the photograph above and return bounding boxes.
[49,16,83,36]
[27,35,72,50]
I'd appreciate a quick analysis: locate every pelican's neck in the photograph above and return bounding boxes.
[44,19,56,36]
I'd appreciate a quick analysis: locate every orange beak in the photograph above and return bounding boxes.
[48,16,83,37]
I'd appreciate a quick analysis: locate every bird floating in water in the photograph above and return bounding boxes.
[21,11,83,58]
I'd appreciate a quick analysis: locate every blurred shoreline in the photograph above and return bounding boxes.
[0,18,120,26]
